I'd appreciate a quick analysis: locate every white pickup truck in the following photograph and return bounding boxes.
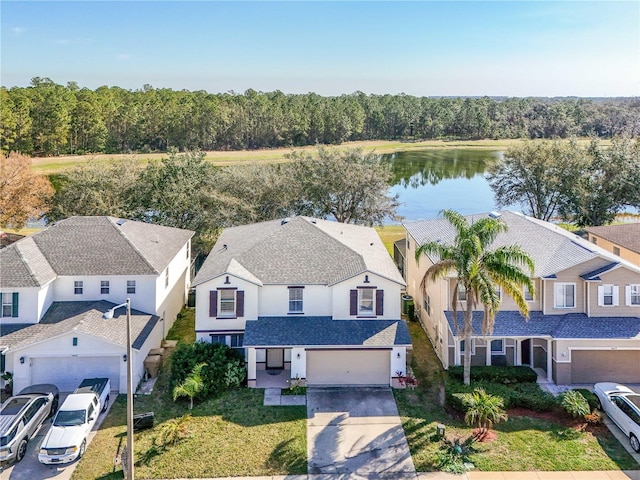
[38,378,110,465]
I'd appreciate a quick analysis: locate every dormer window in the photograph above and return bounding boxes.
[359,288,374,315]
[350,287,383,317]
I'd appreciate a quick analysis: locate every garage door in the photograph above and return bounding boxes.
[31,356,121,392]
[571,350,640,384]
[306,349,390,386]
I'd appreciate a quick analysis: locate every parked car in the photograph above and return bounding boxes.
[0,385,59,464]
[18,384,60,417]
[593,382,640,452]
[38,378,110,465]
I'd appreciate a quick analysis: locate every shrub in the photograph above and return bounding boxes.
[510,383,558,412]
[446,379,557,413]
[585,409,603,424]
[171,341,246,398]
[464,388,508,432]
[561,390,590,418]
[156,414,192,447]
[574,388,599,411]
[448,366,537,384]
[435,436,477,474]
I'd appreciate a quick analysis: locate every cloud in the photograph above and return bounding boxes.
[12,27,25,34]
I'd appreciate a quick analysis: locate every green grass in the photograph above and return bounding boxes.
[72,309,307,479]
[395,321,638,472]
[165,308,196,344]
[375,225,406,256]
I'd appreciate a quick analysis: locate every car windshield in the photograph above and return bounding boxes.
[53,409,86,426]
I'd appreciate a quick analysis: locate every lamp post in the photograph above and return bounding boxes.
[103,298,134,480]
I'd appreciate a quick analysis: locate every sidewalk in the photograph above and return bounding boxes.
[170,472,640,480]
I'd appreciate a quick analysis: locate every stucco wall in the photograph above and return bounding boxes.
[586,266,640,317]
[0,287,41,324]
[258,284,331,317]
[588,233,640,267]
[332,272,403,319]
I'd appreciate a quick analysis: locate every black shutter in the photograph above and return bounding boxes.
[12,292,18,317]
[350,289,358,315]
[209,291,217,317]
[236,291,244,317]
[376,290,384,316]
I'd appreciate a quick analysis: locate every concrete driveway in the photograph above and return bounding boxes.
[1,392,117,480]
[307,387,415,478]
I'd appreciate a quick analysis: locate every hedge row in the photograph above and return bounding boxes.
[446,379,558,412]
[448,366,538,384]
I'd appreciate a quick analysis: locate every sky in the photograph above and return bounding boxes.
[1,1,639,97]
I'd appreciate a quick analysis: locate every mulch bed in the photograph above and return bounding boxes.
[507,407,610,436]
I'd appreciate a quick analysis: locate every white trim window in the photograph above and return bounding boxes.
[598,284,619,307]
[288,287,303,313]
[490,339,505,355]
[626,285,640,306]
[1,293,14,317]
[101,280,110,295]
[523,284,534,301]
[460,339,475,355]
[554,283,576,309]
[74,281,83,295]
[219,290,236,317]
[456,283,467,301]
[358,288,375,315]
[127,280,136,294]
[424,294,431,316]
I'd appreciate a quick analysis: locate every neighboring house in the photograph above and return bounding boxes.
[404,211,640,385]
[192,216,410,388]
[585,223,640,267]
[0,216,194,393]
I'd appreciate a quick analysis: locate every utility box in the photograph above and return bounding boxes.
[144,354,162,378]
[401,295,414,315]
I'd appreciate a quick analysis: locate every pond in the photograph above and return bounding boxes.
[383,149,514,222]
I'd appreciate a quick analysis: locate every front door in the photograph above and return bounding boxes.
[266,349,284,369]
[521,339,531,365]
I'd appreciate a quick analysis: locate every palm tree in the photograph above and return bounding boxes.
[173,362,207,409]
[415,210,535,385]
[464,388,508,434]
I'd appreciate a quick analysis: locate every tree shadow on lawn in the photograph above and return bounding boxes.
[265,438,307,474]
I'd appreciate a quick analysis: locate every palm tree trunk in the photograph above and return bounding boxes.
[189,397,193,410]
[463,294,474,386]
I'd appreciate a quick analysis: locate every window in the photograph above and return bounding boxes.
[24,398,46,423]
[210,334,226,345]
[554,283,575,308]
[424,294,431,316]
[457,284,467,301]
[230,334,244,350]
[591,236,597,245]
[74,281,83,295]
[87,403,95,421]
[523,285,534,301]
[460,339,475,354]
[127,280,136,294]
[490,339,505,354]
[626,285,640,306]
[1,293,17,318]
[165,268,169,288]
[358,288,375,315]
[288,287,303,313]
[613,246,621,256]
[598,284,619,307]
[495,286,502,301]
[101,281,110,294]
[219,290,236,317]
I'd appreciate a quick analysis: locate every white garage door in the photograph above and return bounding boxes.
[31,356,121,392]
[306,349,390,386]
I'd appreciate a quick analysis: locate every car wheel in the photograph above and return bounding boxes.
[79,439,87,458]
[102,395,109,413]
[15,439,28,462]
[631,434,640,453]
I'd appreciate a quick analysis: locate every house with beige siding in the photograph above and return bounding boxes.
[192,216,410,388]
[0,216,194,393]
[403,211,640,386]
[585,223,640,267]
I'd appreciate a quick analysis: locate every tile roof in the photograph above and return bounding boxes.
[404,211,640,279]
[585,223,640,255]
[0,301,159,352]
[243,316,411,347]
[193,216,405,287]
[444,310,640,340]
[0,216,193,287]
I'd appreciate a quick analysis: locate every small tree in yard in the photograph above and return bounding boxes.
[464,388,508,436]
[561,390,590,419]
[173,363,206,410]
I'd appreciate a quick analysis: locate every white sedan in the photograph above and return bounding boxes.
[593,382,640,452]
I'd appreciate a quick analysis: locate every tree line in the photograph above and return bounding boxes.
[2,77,640,156]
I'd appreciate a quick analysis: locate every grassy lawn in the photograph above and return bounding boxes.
[375,224,406,256]
[72,309,307,479]
[395,321,638,472]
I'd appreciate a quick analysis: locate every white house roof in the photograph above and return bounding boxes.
[193,216,405,287]
[0,301,159,353]
[0,216,194,288]
[403,211,640,279]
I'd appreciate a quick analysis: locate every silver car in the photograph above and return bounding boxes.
[593,382,640,453]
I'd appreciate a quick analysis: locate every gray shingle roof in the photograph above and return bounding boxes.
[243,316,411,347]
[193,216,405,287]
[585,223,640,255]
[0,301,159,352]
[404,211,632,279]
[0,217,193,287]
[445,310,640,339]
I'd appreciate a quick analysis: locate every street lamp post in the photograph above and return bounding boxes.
[103,298,134,480]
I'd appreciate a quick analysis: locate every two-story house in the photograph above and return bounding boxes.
[403,211,640,385]
[192,216,410,387]
[585,223,640,267]
[0,216,194,393]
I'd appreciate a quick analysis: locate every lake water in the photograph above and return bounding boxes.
[383,149,511,222]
